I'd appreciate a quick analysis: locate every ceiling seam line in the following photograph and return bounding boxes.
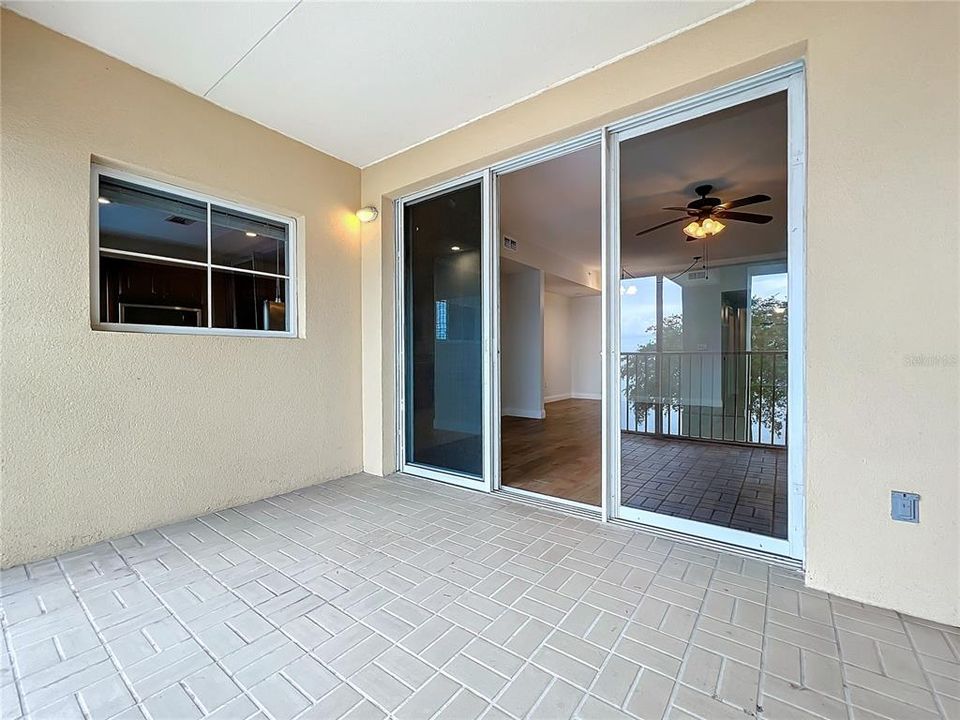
[203,0,303,98]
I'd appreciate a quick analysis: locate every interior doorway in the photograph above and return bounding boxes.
[496,145,603,507]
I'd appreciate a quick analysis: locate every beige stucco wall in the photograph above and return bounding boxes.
[0,12,363,566]
[360,2,960,625]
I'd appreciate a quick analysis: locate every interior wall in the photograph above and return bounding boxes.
[543,292,572,403]
[360,2,960,625]
[500,266,545,419]
[499,235,598,292]
[569,296,602,400]
[0,12,363,567]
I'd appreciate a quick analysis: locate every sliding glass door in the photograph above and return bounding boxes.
[607,73,803,560]
[400,180,486,484]
[396,63,803,560]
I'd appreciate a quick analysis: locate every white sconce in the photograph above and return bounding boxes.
[356,206,378,223]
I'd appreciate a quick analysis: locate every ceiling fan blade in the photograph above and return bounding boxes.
[719,194,771,210]
[635,216,687,236]
[715,210,773,224]
[661,206,692,212]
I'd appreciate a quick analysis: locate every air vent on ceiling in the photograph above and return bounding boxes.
[688,270,708,281]
[164,215,196,225]
[503,236,518,252]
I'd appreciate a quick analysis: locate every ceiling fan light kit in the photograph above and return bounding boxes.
[683,217,726,239]
[636,184,773,238]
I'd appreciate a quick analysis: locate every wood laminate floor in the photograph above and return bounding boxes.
[501,399,601,505]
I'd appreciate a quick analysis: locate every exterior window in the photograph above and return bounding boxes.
[92,166,296,336]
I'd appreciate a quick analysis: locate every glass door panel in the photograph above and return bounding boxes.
[615,91,790,553]
[403,182,484,480]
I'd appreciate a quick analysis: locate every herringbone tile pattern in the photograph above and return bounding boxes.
[1,474,957,720]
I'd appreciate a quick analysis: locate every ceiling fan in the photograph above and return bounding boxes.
[635,184,773,240]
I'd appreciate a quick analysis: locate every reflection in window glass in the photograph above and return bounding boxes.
[99,255,207,326]
[212,271,287,331]
[211,206,287,276]
[435,300,448,341]
[617,91,790,541]
[403,183,483,478]
[99,177,207,263]
[94,169,292,335]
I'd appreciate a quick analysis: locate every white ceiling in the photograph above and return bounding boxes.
[499,91,788,279]
[7,0,745,167]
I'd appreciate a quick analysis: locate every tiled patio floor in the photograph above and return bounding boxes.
[621,435,788,539]
[2,474,958,720]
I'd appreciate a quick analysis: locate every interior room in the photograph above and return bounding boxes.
[498,146,602,505]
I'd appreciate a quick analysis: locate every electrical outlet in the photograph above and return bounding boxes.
[891,491,920,523]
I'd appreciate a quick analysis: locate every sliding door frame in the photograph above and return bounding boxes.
[394,60,806,563]
[604,61,806,561]
[395,171,493,491]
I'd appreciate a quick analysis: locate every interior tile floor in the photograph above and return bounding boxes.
[621,435,788,539]
[2,473,958,720]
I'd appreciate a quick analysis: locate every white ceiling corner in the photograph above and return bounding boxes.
[8,0,748,167]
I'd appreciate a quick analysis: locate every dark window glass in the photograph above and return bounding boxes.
[212,270,287,331]
[95,171,292,334]
[211,205,287,275]
[99,255,207,326]
[98,177,207,263]
[403,182,483,478]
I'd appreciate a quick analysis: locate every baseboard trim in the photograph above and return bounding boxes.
[501,407,545,420]
[571,392,601,401]
[544,393,572,404]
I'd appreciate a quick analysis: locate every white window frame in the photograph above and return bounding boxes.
[90,164,298,338]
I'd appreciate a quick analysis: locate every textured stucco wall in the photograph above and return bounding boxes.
[0,11,363,566]
[360,2,960,625]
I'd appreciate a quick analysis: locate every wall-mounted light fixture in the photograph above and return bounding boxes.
[356,206,378,223]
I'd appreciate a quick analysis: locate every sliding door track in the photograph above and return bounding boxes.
[493,487,602,520]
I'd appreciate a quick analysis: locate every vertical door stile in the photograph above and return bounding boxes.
[482,169,498,493]
[601,128,620,521]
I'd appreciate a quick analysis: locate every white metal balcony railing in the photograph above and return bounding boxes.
[620,350,787,447]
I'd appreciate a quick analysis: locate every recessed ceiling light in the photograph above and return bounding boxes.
[97,197,110,205]
[451,246,461,251]
[245,232,258,237]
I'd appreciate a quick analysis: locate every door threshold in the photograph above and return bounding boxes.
[609,517,803,570]
[494,487,602,520]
